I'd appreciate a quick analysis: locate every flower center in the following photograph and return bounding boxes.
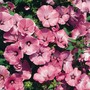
[10,80,15,84]
[44,16,49,20]
[0,20,4,25]
[14,51,18,56]
[26,41,31,46]
[71,74,76,79]
[24,27,28,31]
[38,51,43,56]
[0,74,4,80]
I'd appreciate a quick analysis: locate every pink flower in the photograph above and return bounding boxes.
[3,28,18,43]
[11,13,23,34]
[29,45,53,65]
[56,72,65,81]
[35,28,55,46]
[3,43,23,65]
[71,24,87,39]
[79,48,90,62]
[37,5,59,27]
[84,33,90,47]
[65,68,81,87]
[0,7,9,13]
[18,18,35,36]
[72,0,90,13]
[54,29,69,48]
[33,64,57,83]
[5,73,24,90]
[56,6,69,25]
[0,0,4,3]
[24,6,30,10]
[46,0,55,5]
[14,62,22,72]
[54,83,67,90]
[6,1,15,11]
[79,48,90,66]
[60,51,73,73]
[76,74,90,90]
[68,6,85,27]
[3,28,25,43]
[20,35,39,55]
[21,60,32,81]
[0,65,10,89]
[0,12,13,32]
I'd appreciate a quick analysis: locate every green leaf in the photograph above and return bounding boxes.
[48,84,54,89]
[87,15,90,21]
[25,15,33,19]
[9,11,15,15]
[0,50,3,55]
[0,58,6,65]
[64,27,70,35]
[66,42,74,50]
[69,38,76,43]
[24,81,33,89]
[14,0,22,5]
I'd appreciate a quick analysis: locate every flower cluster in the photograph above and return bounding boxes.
[0,0,90,90]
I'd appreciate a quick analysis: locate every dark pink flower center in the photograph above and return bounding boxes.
[38,51,43,56]
[71,74,76,79]
[0,20,4,25]
[26,41,31,46]
[44,16,49,20]
[24,27,28,31]
[13,51,18,56]
[10,80,15,84]
[0,74,4,80]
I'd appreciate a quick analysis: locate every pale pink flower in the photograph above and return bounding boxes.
[14,62,22,72]
[3,43,23,65]
[11,13,23,34]
[18,18,35,36]
[3,28,18,43]
[76,74,90,90]
[79,48,90,66]
[24,6,30,10]
[0,12,13,32]
[50,50,63,71]
[0,7,9,13]
[6,1,15,11]
[84,33,90,46]
[54,83,67,90]
[56,72,65,81]
[71,24,87,39]
[0,65,10,89]
[37,5,59,27]
[33,64,57,83]
[29,45,53,65]
[60,51,73,73]
[0,0,4,3]
[21,60,32,81]
[63,61,73,73]
[65,68,81,87]
[3,29,25,43]
[79,48,90,62]
[68,6,86,27]
[35,28,55,46]
[54,29,69,48]
[46,0,55,5]
[20,35,39,55]
[56,6,69,25]
[58,14,69,25]
[5,73,24,90]
[50,50,61,62]
[72,0,90,13]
